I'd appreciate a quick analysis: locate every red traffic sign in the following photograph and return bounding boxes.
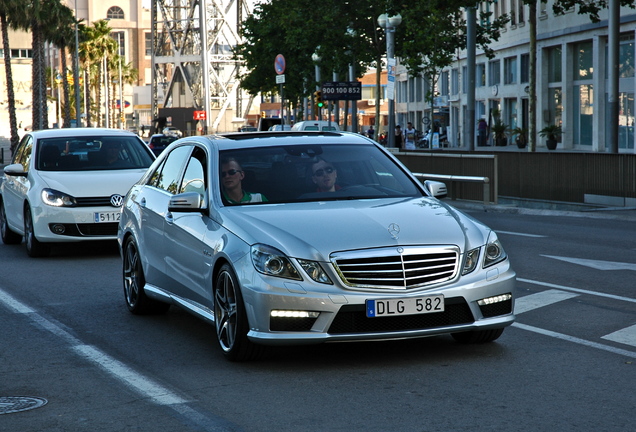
[275,54,286,75]
[193,110,206,120]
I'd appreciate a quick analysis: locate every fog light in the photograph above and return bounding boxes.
[271,310,320,318]
[477,293,512,306]
[51,224,66,234]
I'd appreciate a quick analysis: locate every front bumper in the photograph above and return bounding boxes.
[241,264,516,346]
[32,203,121,242]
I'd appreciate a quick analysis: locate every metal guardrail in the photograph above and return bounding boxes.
[413,172,494,205]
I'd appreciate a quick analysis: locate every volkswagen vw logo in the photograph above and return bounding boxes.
[110,194,124,207]
[387,223,400,239]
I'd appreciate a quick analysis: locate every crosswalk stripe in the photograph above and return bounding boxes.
[602,324,636,348]
[515,289,579,314]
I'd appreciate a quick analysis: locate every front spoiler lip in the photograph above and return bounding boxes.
[247,314,515,346]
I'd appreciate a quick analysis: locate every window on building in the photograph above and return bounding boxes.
[476,63,486,87]
[488,60,501,86]
[547,46,562,82]
[611,93,634,149]
[574,41,593,80]
[107,6,125,20]
[520,53,529,83]
[510,0,517,25]
[605,33,634,79]
[441,71,449,96]
[574,85,593,146]
[145,32,152,56]
[462,66,467,94]
[518,1,525,23]
[451,68,459,94]
[504,56,517,84]
[9,49,33,58]
[110,31,125,57]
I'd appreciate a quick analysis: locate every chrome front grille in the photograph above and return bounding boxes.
[331,246,459,289]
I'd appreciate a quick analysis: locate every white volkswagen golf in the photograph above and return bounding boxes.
[117,131,516,361]
[0,128,155,257]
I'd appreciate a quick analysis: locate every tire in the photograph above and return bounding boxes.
[24,206,50,257]
[451,328,505,344]
[0,199,22,244]
[123,236,170,315]
[214,264,262,361]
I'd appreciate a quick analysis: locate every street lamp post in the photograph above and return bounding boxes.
[378,13,401,148]
[312,50,322,121]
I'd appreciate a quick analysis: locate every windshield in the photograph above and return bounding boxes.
[37,136,154,171]
[219,143,423,205]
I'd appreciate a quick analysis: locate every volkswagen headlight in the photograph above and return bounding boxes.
[41,188,77,207]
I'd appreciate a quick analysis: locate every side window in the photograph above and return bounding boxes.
[151,146,192,194]
[14,135,32,169]
[179,147,207,200]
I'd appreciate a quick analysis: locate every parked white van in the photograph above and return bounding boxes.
[291,121,340,131]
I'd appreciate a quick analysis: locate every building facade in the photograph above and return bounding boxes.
[396,2,635,152]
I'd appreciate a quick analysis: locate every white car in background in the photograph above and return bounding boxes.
[0,128,155,257]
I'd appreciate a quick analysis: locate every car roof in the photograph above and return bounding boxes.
[27,128,141,140]
[181,131,376,151]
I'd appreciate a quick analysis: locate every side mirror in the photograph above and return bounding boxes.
[168,191,207,213]
[4,163,27,177]
[424,180,448,199]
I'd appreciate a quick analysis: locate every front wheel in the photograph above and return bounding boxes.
[123,236,170,315]
[0,200,22,244]
[213,264,262,361]
[24,207,50,257]
[451,328,505,344]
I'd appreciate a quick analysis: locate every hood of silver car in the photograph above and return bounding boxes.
[221,198,487,261]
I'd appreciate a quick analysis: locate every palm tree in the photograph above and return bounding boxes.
[0,0,24,153]
[80,20,116,127]
[46,5,75,127]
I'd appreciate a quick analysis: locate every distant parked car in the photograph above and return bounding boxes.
[0,128,155,257]
[117,130,515,361]
[268,124,292,131]
[162,127,183,137]
[147,134,179,156]
[291,120,340,131]
[239,125,257,132]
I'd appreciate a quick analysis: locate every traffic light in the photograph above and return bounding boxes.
[315,90,324,108]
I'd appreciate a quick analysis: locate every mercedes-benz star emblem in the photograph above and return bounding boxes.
[388,223,400,239]
[110,194,124,207]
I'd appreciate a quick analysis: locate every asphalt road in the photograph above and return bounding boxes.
[1,204,635,432]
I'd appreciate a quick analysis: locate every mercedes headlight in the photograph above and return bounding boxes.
[297,259,333,284]
[483,231,507,268]
[251,244,301,280]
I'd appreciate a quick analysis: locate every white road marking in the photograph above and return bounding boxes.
[513,323,636,358]
[0,287,187,406]
[496,230,546,238]
[514,289,579,314]
[517,278,636,304]
[602,324,636,348]
[542,255,636,271]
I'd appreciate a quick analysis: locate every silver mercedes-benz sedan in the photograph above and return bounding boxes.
[118,131,515,361]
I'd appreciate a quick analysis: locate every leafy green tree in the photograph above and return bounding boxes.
[552,0,634,22]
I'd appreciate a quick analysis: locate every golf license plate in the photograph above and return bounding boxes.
[366,295,444,318]
[94,211,121,223]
